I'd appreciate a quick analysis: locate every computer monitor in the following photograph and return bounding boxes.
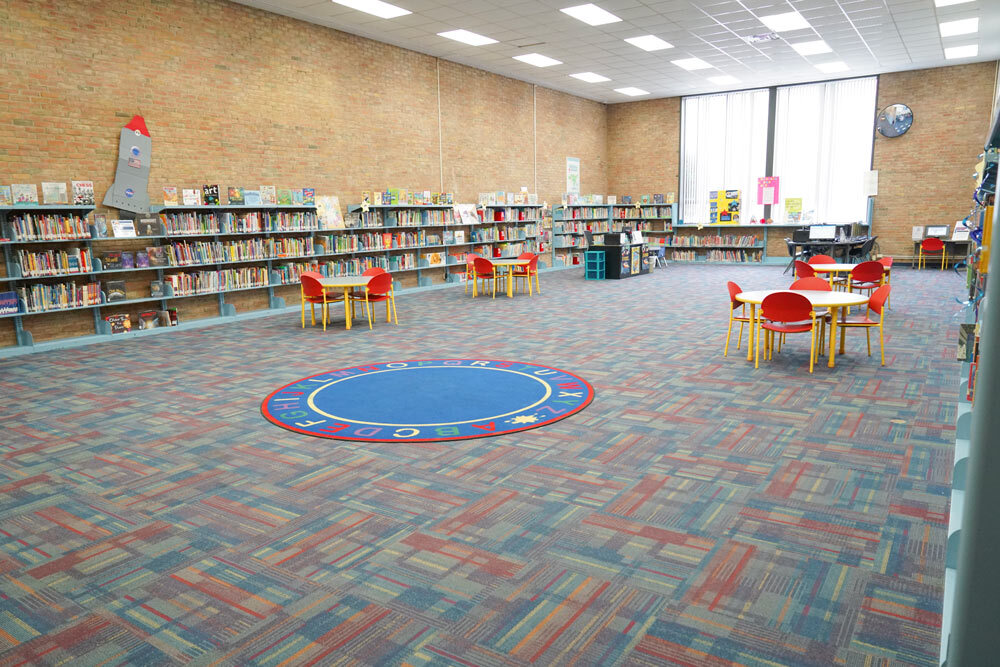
[808,225,837,240]
[792,228,810,243]
[926,225,950,238]
[836,224,852,240]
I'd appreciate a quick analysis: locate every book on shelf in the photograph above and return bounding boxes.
[162,186,179,206]
[652,193,664,204]
[260,186,277,205]
[93,214,108,238]
[105,280,127,302]
[71,181,95,205]
[111,220,137,237]
[454,229,465,244]
[150,280,165,297]
[373,191,383,206]
[102,251,124,270]
[147,247,168,267]
[227,186,245,205]
[0,291,19,315]
[182,189,201,206]
[0,185,11,206]
[137,310,159,330]
[41,182,69,204]
[12,184,39,205]
[425,252,444,267]
[666,192,676,204]
[163,308,178,326]
[243,189,261,206]
[104,313,131,334]
[121,252,134,269]
[292,189,304,205]
[303,188,315,205]
[276,188,292,205]
[361,191,371,206]
[622,195,632,205]
[316,196,344,230]
[136,251,149,268]
[136,218,159,236]
[202,184,220,206]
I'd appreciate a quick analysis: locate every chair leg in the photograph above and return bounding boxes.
[322,301,327,331]
[391,293,398,324]
[535,269,541,294]
[737,320,744,350]
[365,294,373,329]
[302,297,306,328]
[724,315,734,357]
[809,326,815,374]
[879,323,885,366]
[866,328,871,356]
[755,322,761,369]
[942,250,946,271]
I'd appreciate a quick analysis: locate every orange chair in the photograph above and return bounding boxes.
[724,281,751,357]
[918,237,946,270]
[300,271,341,331]
[848,261,884,298]
[757,292,819,373]
[510,252,540,295]
[464,254,479,294]
[363,266,387,276]
[348,271,398,329]
[837,285,891,366]
[794,260,817,278]
[807,254,836,265]
[472,256,501,298]
[878,257,893,307]
[790,277,831,291]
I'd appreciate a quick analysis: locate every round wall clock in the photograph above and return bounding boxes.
[876,103,913,138]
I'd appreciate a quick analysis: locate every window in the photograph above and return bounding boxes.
[772,77,877,224]
[680,89,770,225]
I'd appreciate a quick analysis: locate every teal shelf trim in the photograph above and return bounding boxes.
[150,205,317,213]
[0,205,95,213]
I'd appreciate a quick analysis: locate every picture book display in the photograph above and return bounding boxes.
[162,186,179,206]
[136,218,160,236]
[227,187,245,205]
[0,186,11,206]
[182,188,201,206]
[303,188,315,205]
[260,186,277,205]
[93,214,108,238]
[72,181,95,205]
[316,196,344,230]
[202,184,220,206]
[0,291,20,315]
[12,184,38,205]
[41,182,69,204]
[111,220,137,237]
[138,310,159,330]
[102,251,124,270]
[708,190,740,224]
[105,281,127,302]
[277,188,293,205]
[244,190,262,206]
[104,313,132,334]
[147,247,168,267]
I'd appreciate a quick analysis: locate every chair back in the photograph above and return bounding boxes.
[300,271,325,298]
[851,260,884,283]
[518,252,539,270]
[922,237,945,252]
[726,281,743,311]
[790,277,831,291]
[465,253,479,268]
[868,285,890,316]
[852,237,876,260]
[366,272,393,296]
[877,257,893,269]
[794,260,816,278]
[363,267,387,276]
[807,254,835,265]
[473,256,495,275]
[761,292,813,323]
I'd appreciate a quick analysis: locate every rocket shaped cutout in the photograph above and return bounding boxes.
[103,115,152,213]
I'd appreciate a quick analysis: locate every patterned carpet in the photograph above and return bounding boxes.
[0,263,959,666]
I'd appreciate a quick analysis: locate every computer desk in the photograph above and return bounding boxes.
[784,237,873,273]
[911,238,972,268]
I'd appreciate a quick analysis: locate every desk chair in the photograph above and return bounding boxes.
[918,237,946,270]
[848,237,876,263]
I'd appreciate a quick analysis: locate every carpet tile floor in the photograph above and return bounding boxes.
[0,263,960,666]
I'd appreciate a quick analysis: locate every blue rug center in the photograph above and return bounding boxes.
[310,367,551,426]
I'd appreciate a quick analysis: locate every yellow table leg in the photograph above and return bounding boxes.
[746,303,756,362]
[828,306,839,368]
[507,267,514,298]
[343,288,352,330]
[472,271,478,298]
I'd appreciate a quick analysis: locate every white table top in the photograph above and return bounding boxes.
[319,275,375,288]
[809,263,858,273]
[736,290,869,308]
[490,258,531,266]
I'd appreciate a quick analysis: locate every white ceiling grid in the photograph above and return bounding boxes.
[230,0,998,103]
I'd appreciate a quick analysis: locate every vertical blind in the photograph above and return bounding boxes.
[680,89,769,225]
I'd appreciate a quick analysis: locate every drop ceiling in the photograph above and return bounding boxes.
[229,0,1000,103]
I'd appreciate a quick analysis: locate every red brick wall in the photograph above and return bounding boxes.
[606,98,681,201]
[872,62,998,259]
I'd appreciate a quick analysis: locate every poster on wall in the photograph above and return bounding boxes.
[785,197,802,224]
[709,189,740,224]
[566,157,581,194]
[757,176,779,206]
[103,115,152,213]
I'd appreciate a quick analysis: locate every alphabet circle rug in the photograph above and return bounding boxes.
[261,359,594,442]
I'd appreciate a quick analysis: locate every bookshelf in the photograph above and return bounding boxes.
[665,222,871,265]
[552,204,613,266]
[611,203,677,240]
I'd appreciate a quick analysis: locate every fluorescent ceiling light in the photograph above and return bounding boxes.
[570,72,611,83]
[791,40,832,56]
[939,17,978,37]
[615,87,649,97]
[624,35,673,51]
[935,0,974,6]
[330,0,410,19]
[513,53,562,67]
[815,61,849,73]
[560,3,621,26]
[945,44,979,59]
[708,75,739,85]
[437,29,497,46]
[672,57,712,71]
[759,11,811,32]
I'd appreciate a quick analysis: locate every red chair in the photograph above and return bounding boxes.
[794,260,816,278]
[807,254,836,265]
[756,292,819,373]
[848,261,884,298]
[510,252,540,295]
[363,266,387,276]
[472,256,501,298]
[789,277,832,291]
[878,257,893,308]
[918,237,946,270]
[464,254,479,294]
[837,285,891,366]
[348,271,398,329]
[724,281,751,357]
[300,271,341,331]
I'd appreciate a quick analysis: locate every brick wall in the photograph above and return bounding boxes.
[0,0,606,349]
[606,98,681,201]
[872,62,998,259]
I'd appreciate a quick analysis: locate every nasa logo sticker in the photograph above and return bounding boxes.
[130,146,141,157]
[261,359,594,443]
[124,188,134,198]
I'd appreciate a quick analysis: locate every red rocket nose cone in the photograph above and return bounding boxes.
[124,115,150,137]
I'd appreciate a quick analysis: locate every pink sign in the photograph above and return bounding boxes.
[757,176,779,206]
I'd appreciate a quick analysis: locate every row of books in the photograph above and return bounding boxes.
[16,281,102,313]
[156,237,317,266]
[555,220,613,234]
[622,194,675,205]
[470,226,536,243]
[272,261,323,285]
[362,189,454,207]
[16,248,94,276]
[613,206,675,219]
[477,192,540,206]
[0,182,95,207]
[104,309,179,334]
[158,211,320,235]
[322,254,416,276]
[488,208,540,222]
[162,185,316,207]
[163,267,272,296]
[667,235,761,248]
[669,249,762,262]
[561,207,613,221]
[4,214,92,241]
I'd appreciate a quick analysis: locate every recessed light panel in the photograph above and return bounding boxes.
[615,87,650,97]
[437,29,497,46]
[570,72,611,83]
[330,0,411,19]
[791,40,832,56]
[935,0,974,6]
[624,35,673,51]
[672,57,713,71]
[939,17,978,37]
[708,75,739,85]
[513,53,563,67]
[945,44,979,59]
[759,11,811,32]
[560,3,621,26]
[815,61,849,73]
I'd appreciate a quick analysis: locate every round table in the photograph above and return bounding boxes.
[320,275,374,329]
[735,289,869,368]
[809,263,857,288]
